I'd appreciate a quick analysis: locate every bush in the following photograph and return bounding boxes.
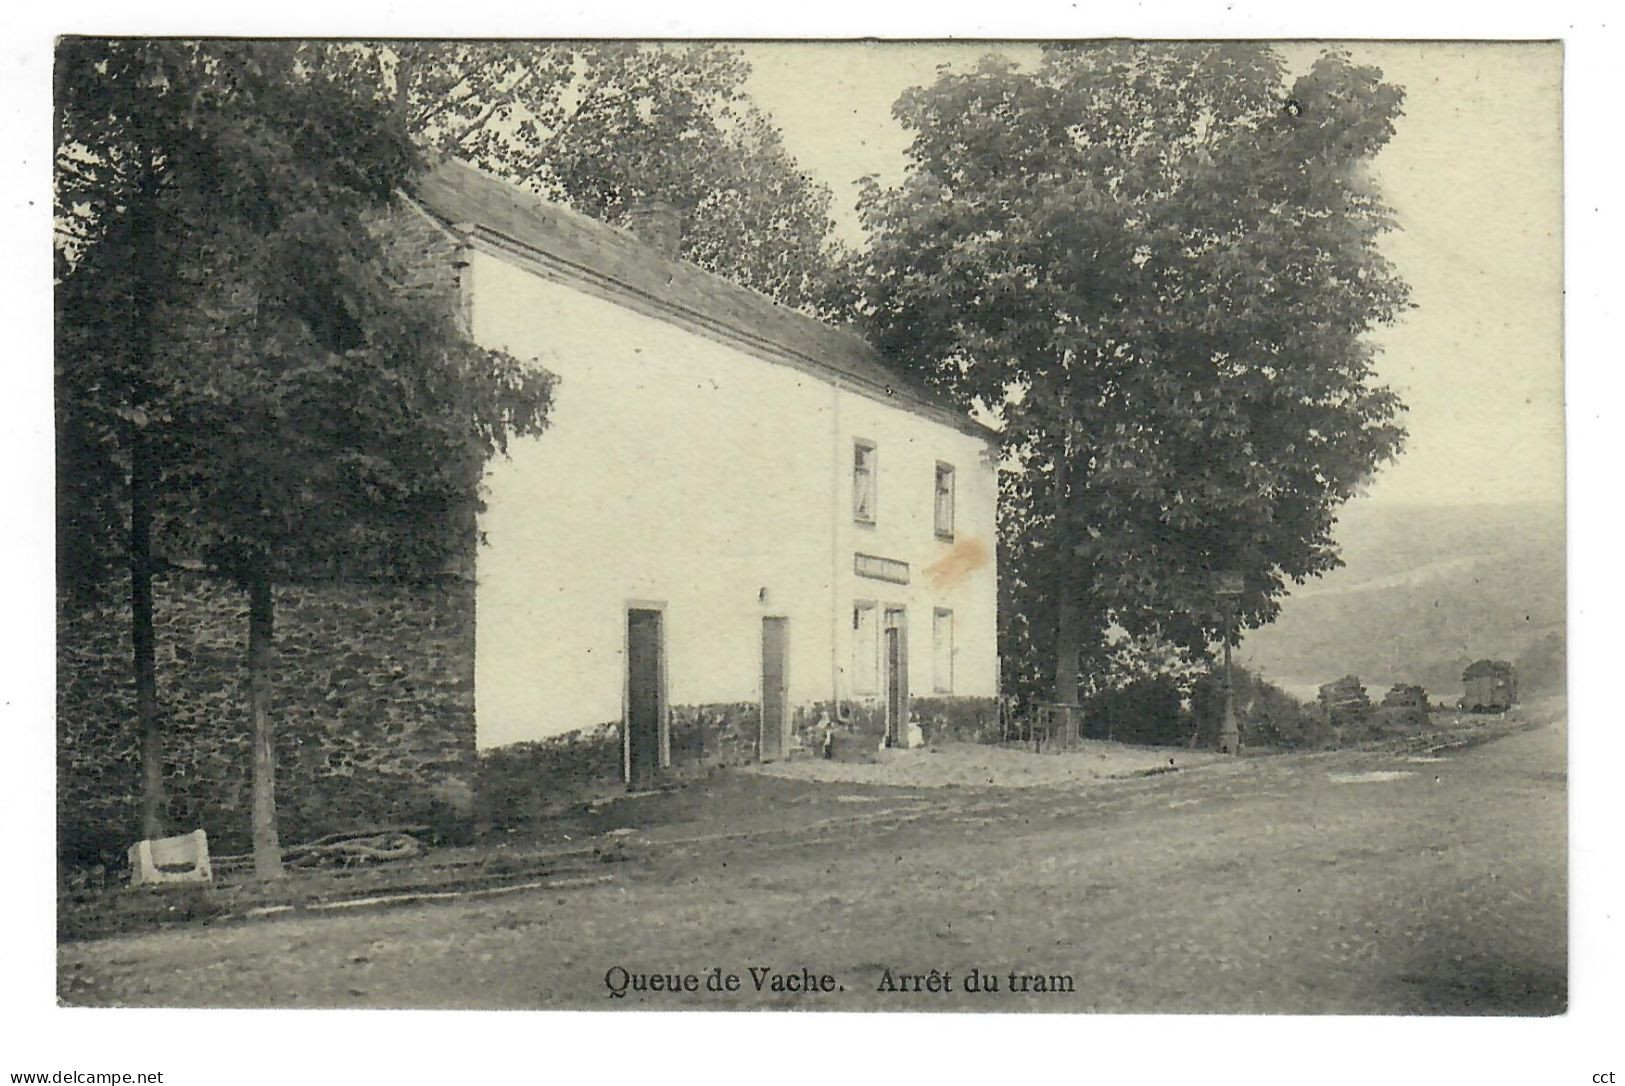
[1190,667,1326,749]
[1084,676,1185,745]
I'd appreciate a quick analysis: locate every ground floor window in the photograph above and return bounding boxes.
[852,600,879,694]
[933,608,954,693]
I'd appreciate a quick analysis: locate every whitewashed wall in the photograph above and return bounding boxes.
[834,392,1000,706]
[468,249,997,750]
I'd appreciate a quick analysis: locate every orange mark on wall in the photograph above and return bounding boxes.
[925,537,991,591]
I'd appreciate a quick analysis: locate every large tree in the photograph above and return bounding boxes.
[55,38,268,840]
[849,44,1410,706]
[314,42,845,313]
[56,40,553,875]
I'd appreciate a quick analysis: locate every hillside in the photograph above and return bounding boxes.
[1238,500,1565,702]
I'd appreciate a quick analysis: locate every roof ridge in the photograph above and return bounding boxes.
[430,158,880,348]
[409,158,994,441]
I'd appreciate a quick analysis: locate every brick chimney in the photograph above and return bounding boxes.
[622,199,682,259]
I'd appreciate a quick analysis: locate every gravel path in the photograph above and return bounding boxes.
[740,738,1221,788]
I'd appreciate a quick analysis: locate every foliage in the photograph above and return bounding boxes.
[58,36,554,590]
[58,42,401,581]
[55,244,133,603]
[155,205,554,585]
[1094,629,1209,698]
[849,44,1411,700]
[1085,662,1323,749]
[1515,631,1565,696]
[314,42,845,313]
[1188,666,1327,749]
[1085,675,1185,746]
[55,39,554,867]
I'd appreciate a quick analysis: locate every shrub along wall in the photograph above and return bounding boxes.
[785,696,1002,751]
[57,570,477,869]
[911,696,1002,744]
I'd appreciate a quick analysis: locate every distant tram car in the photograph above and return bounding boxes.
[1461,659,1517,713]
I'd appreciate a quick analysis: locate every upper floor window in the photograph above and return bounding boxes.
[934,462,956,539]
[853,440,877,524]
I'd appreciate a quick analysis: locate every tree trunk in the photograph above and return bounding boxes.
[1219,634,1239,754]
[1049,595,1083,748]
[126,165,166,843]
[1048,406,1083,714]
[1052,595,1082,706]
[1047,404,1083,748]
[130,427,165,841]
[247,565,284,880]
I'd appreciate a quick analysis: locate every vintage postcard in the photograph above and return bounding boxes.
[30,26,1587,1082]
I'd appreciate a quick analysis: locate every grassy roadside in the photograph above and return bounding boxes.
[59,698,1555,944]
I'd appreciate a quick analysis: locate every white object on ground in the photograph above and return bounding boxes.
[128,829,212,887]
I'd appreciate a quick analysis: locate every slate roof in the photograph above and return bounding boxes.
[407,159,989,438]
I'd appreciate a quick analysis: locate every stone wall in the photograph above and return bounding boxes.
[57,570,476,868]
[61,564,1011,864]
[477,695,994,832]
[477,702,770,833]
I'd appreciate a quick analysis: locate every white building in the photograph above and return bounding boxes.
[406,161,999,785]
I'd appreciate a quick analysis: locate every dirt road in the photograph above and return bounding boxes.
[59,713,1565,1013]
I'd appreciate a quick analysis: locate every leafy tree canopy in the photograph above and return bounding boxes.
[314,42,845,313]
[56,38,553,589]
[55,38,556,868]
[849,44,1410,700]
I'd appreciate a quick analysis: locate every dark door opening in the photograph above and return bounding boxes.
[884,608,909,748]
[627,608,663,791]
[760,616,789,762]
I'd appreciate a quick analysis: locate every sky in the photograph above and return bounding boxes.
[742,41,1565,510]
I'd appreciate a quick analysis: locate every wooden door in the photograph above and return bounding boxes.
[760,617,789,762]
[884,609,909,748]
[627,608,663,791]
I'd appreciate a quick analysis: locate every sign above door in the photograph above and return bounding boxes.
[855,552,910,585]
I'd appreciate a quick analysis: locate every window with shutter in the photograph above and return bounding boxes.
[854,440,877,523]
[934,462,955,539]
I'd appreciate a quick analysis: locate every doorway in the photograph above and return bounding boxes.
[884,607,909,748]
[626,607,664,791]
[760,616,789,762]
